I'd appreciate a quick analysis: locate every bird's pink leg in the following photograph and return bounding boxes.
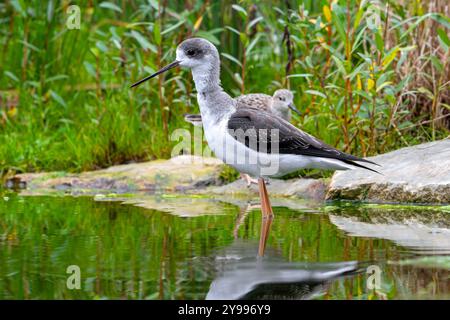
[257,178,274,256]
[240,173,259,187]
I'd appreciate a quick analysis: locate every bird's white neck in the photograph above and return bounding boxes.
[191,61,221,94]
[191,59,235,123]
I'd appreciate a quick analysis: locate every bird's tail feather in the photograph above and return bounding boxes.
[355,157,381,167]
[342,159,382,175]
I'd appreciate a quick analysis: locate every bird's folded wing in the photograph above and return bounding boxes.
[227,107,378,167]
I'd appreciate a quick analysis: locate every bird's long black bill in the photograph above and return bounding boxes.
[289,103,302,116]
[130,60,180,88]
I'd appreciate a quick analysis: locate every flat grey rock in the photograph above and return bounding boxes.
[11,155,225,193]
[326,139,450,204]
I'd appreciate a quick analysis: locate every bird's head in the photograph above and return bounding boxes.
[176,38,219,69]
[272,89,300,116]
[131,38,219,88]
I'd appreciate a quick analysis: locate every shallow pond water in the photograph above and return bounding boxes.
[0,192,449,300]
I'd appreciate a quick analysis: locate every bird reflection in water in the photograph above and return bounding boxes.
[232,200,273,258]
[211,205,365,300]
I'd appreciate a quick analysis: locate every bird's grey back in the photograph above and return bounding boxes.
[236,93,272,111]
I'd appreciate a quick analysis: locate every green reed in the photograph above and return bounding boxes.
[0,0,448,176]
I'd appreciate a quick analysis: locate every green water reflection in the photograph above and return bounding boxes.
[0,194,448,299]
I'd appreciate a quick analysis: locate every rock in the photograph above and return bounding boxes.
[12,155,225,193]
[199,178,327,201]
[11,154,327,201]
[326,139,450,204]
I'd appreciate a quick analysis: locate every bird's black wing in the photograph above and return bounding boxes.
[227,107,379,172]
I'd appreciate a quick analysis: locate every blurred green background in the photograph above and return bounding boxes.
[0,0,448,176]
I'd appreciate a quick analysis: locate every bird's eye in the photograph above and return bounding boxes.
[186,49,196,56]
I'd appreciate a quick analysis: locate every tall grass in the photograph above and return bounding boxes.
[0,0,448,176]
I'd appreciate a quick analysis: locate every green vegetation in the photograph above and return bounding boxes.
[0,0,448,176]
